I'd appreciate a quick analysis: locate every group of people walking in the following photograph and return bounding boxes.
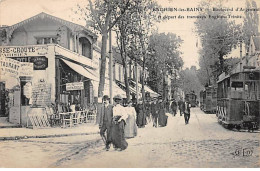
[97,94,191,151]
[98,94,137,151]
[169,98,191,124]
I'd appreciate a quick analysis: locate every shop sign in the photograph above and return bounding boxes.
[0,46,48,57]
[0,57,20,78]
[31,56,48,70]
[20,62,33,76]
[11,56,48,70]
[66,82,84,91]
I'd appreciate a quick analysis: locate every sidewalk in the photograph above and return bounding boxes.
[0,123,99,141]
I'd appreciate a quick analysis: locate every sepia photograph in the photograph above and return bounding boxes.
[0,0,259,168]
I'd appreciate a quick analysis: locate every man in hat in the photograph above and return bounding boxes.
[183,97,191,124]
[98,95,113,151]
[111,94,128,151]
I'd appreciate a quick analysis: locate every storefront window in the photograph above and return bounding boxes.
[36,37,58,44]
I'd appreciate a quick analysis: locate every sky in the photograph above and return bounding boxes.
[0,0,259,69]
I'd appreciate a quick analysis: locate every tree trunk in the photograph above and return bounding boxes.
[120,37,131,101]
[219,51,224,75]
[98,32,108,98]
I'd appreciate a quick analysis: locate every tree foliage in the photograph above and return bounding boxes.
[195,0,242,84]
[114,0,159,101]
[76,0,132,98]
[146,32,183,97]
[179,66,203,96]
[243,0,259,51]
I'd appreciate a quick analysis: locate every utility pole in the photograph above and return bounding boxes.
[109,24,113,104]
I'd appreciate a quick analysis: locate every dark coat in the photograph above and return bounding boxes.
[171,101,177,110]
[151,102,158,116]
[99,104,113,127]
[144,102,151,116]
[178,100,184,111]
[183,101,191,114]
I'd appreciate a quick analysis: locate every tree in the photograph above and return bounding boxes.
[195,1,242,87]
[146,32,183,99]
[76,0,131,98]
[179,66,203,96]
[243,0,259,52]
[195,0,242,81]
[114,0,159,102]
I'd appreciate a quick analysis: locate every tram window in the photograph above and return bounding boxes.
[231,81,243,90]
[245,82,257,99]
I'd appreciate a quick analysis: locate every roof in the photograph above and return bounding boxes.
[252,36,260,51]
[2,12,97,40]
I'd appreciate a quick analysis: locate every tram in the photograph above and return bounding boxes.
[200,86,217,113]
[216,70,260,131]
[185,91,197,107]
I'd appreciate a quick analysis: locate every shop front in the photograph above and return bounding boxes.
[55,57,98,111]
[0,45,55,126]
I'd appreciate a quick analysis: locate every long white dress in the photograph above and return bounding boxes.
[124,107,138,138]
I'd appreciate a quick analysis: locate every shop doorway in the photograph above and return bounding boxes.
[0,82,6,117]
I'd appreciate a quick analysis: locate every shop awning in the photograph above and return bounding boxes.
[92,80,126,98]
[128,80,159,98]
[61,58,99,81]
[115,80,141,97]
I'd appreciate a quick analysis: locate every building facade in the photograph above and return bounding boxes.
[0,12,157,126]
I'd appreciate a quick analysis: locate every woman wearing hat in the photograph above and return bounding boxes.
[111,94,129,151]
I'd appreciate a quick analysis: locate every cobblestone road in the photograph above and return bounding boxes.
[0,108,259,167]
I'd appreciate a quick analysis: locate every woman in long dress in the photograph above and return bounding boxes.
[124,101,138,138]
[111,94,129,151]
[158,98,168,127]
[136,102,146,128]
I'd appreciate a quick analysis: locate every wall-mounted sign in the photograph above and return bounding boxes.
[20,62,33,76]
[66,82,84,91]
[11,56,48,70]
[0,46,48,57]
[0,57,20,78]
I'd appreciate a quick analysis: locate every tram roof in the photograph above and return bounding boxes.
[217,69,260,83]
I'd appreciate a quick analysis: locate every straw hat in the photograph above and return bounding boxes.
[113,94,123,101]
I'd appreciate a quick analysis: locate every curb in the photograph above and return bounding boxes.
[0,131,100,141]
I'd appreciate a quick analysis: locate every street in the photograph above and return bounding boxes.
[0,108,259,168]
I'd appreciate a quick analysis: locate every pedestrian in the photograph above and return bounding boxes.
[124,100,138,138]
[171,99,177,116]
[178,98,184,116]
[111,94,129,151]
[158,97,168,127]
[98,95,113,151]
[151,99,159,127]
[135,100,146,128]
[165,99,170,113]
[144,99,151,124]
[183,97,191,124]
